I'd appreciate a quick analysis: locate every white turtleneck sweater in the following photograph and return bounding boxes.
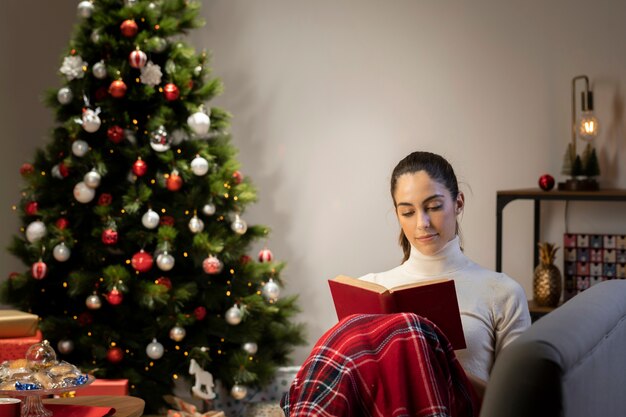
[359,236,530,381]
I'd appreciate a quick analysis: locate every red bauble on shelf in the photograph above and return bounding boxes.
[538,174,555,191]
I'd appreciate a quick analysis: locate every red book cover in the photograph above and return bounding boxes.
[328,276,466,350]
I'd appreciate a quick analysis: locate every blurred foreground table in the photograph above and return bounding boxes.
[43,395,144,417]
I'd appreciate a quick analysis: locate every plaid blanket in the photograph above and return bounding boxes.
[281,313,479,417]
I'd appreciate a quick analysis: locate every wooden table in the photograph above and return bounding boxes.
[43,396,144,417]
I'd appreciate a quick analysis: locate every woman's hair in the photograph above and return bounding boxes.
[390,151,460,262]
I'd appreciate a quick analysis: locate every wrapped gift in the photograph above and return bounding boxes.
[74,378,129,396]
[0,310,38,338]
[0,330,43,362]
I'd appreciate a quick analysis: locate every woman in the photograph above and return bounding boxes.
[282,151,530,416]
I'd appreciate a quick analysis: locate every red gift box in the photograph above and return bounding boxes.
[0,330,42,362]
[74,379,129,396]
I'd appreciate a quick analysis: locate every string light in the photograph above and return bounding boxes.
[183,252,188,257]
[63,282,68,288]
[41,171,46,176]
[172,374,178,380]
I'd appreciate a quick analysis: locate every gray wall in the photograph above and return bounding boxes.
[2,0,626,365]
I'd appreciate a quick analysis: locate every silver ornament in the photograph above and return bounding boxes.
[57,87,73,105]
[90,29,101,44]
[73,181,96,203]
[190,156,209,176]
[92,61,107,79]
[230,384,247,400]
[202,203,216,216]
[187,111,210,136]
[231,214,247,235]
[53,242,71,262]
[242,342,258,355]
[150,125,170,152]
[194,65,203,77]
[156,251,175,271]
[71,140,89,157]
[77,1,94,18]
[25,220,47,243]
[188,215,204,234]
[83,169,101,188]
[225,305,243,326]
[141,209,160,229]
[82,109,101,133]
[86,294,102,310]
[169,325,186,342]
[57,339,74,355]
[51,164,63,179]
[262,279,281,302]
[146,338,164,359]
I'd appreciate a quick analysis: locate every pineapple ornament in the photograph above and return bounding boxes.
[533,243,562,307]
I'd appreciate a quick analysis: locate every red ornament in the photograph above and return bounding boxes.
[106,287,124,306]
[102,228,118,245]
[129,49,147,69]
[131,250,153,273]
[239,254,252,265]
[94,86,108,102]
[31,260,47,280]
[58,162,70,178]
[109,80,127,98]
[98,193,113,206]
[538,174,555,191]
[232,170,243,184]
[20,163,35,176]
[56,217,69,230]
[202,255,223,275]
[107,125,124,143]
[160,215,175,227]
[120,19,138,38]
[132,158,148,177]
[166,171,183,191]
[106,346,124,363]
[155,277,172,290]
[78,312,93,326]
[258,248,273,263]
[163,83,180,101]
[194,306,207,321]
[25,201,38,216]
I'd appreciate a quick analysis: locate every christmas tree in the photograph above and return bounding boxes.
[1,0,305,412]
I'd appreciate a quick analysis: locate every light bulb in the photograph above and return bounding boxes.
[578,111,599,142]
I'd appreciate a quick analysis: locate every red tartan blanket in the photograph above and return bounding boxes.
[281,313,479,417]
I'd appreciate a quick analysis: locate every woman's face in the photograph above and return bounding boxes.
[394,171,464,256]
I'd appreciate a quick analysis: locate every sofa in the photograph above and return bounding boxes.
[480,279,626,417]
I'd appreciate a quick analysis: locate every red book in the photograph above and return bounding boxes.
[328,275,466,350]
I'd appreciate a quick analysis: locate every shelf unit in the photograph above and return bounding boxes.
[495,188,626,273]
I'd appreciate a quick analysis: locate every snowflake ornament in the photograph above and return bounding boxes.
[140,61,163,87]
[60,55,86,80]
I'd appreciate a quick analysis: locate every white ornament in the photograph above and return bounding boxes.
[225,305,243,325]
[140,61,162,87]
[231,214,247,235]
[57,339,74,355]
[53,242,71,262]
[25,220,47,243]
[77,1,94,18]
[129,49,148,69]
[86,294,102,310]
[83,169,101,188]
[71,140,89,157]
[92,60,107,79]
[188,215,204,234]
[262,279,281,302]
[149,125,170,152]
[190,156,209,176]
[189,359,216,400]
[60,55,86,80]
[202,203,216,216]
[57,87,73,105]
[124,0,138,6]
[187,111,211,136]
[81,109,101,133]
[230,384,247,400]
[156,251,175,271]
[146,339,164,360]
[242,342,258,355]
[73,181,96,203]
[124,129,137,145]
[51,164,64,179]
[141,209,160,229]
[90,29,101,44]
[170,129,187,145]
[169,325,186,342]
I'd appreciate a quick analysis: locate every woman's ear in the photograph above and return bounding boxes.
[455,192,465,214]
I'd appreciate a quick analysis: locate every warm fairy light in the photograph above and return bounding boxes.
[175,345,180,350]
[161,208,166,213]
[223,193,229,198]
[151,179,156,184]
[121,209,126,214]
[145,366,149,371]
[226,291,231,296]
[63,282,68,288]
[217,350,222,354]
[136,78,140,83]
[99,277,104,282]
[88,332,92,336]
[230,269,235,274]
[149,362,154,366]
[155,24,160,30]
[233,196,238,201]
[218,216,224,221]
[11,205,16,210]
[256,291,261,295]
[20,227,25,232]
[143,130,148,135]
[183,252,188,257]
[249,356,253,361]
[177,149,181,154]
[184,352,188,356]
[110,149,114,154]
[111,342,117,347]
[41,171,46,176]
[164,173,170,179]
[73,315,78,320]
[248,282,252,287]
[223,183,228,187]
[82,65,87,72]
[126,260,131,264]
[41,289,46,293]
[173,374,178,380]
[132,119,138,125]
[158,87,163,92]
[184,210,189,215]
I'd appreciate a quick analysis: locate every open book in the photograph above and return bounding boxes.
[328,275,466,350]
